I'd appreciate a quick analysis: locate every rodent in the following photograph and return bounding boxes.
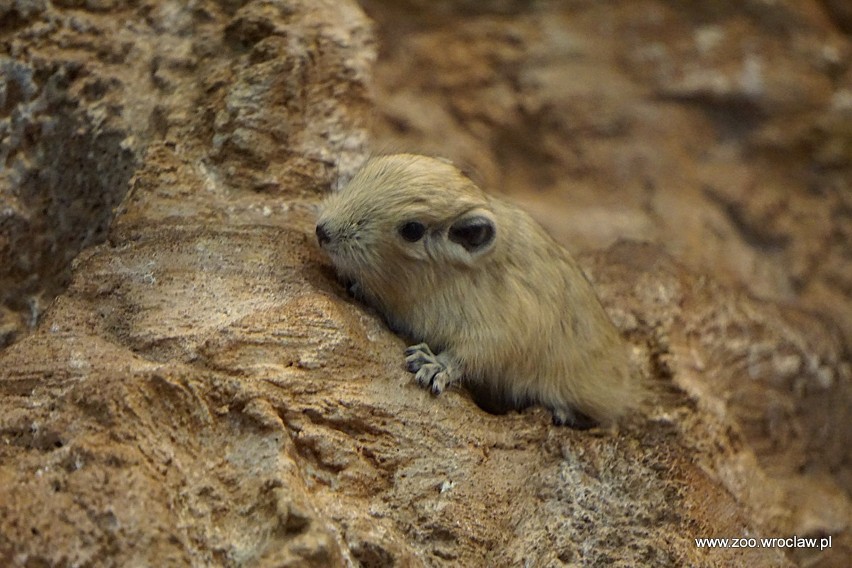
[315,153,638,427]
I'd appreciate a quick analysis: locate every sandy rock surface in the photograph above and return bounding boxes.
[1,1,850,567]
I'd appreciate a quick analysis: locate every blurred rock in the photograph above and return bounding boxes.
[362,0,852,350]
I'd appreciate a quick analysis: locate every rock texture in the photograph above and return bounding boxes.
[0,1,850,567]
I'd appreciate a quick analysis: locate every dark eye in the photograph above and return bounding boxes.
[398,221,426,242]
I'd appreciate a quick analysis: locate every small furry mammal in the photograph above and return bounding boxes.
[316,154,637,426]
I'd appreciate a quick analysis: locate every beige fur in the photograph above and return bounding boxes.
[316,154,638,426]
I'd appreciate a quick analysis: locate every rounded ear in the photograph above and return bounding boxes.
[448,210,496,258]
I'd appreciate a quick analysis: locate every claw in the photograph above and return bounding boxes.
[430,372,451,395]
[404,342,434,359]
[414,363,441,388]
[404,343,437,373]
[405,347,433,372]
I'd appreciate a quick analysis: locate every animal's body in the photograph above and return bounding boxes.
[316,154,637,426]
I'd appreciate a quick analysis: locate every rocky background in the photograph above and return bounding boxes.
[0,1,849,567]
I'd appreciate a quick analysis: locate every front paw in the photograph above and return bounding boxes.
[404,343,460,395]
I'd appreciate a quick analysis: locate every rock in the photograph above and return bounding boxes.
[0,1,850,567]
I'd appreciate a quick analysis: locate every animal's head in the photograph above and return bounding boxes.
[316,154,498,299]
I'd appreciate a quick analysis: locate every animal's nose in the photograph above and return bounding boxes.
[316,223,331,246]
